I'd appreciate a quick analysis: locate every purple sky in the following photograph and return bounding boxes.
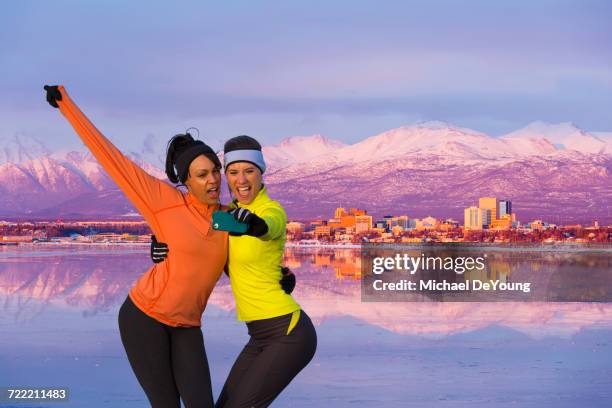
[1,0,611,152]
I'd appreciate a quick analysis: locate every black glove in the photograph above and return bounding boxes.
[44,85,62,108]
[280,266,296,294]
[150,235,169,263]
[229,208,268,237]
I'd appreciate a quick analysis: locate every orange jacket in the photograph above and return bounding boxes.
[55,86,227,327]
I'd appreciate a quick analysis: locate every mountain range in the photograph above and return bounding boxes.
[1,121,610,224]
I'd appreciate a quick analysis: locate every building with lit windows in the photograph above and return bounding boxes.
[464,206,486,229]
[479,197,497,227]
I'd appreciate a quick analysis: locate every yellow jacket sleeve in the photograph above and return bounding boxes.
[261,206,287,241]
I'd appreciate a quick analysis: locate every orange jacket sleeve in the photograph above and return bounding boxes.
[54,86,175,234]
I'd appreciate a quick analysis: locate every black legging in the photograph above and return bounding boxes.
[216,310,317,408]
[118,296,214,408]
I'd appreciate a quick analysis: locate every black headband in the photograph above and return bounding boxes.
[175,141,217,183]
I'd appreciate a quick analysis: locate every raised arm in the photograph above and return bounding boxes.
[44,85,175,232]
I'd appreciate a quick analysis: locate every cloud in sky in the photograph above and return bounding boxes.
[1,0,611,150]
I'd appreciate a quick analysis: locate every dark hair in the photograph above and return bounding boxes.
[165,133,221,184]
[165,133,194,183]
[223,135,262,153]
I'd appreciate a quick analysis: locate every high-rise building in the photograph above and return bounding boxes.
[479,197,497,227]
[335,207,347,218]
[383,215,396,230]
[464,206,485,229]
[499,200,512,218]
[355,215,373,233]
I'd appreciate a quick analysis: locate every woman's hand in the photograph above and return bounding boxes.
[44,85,62,108]
[150,235,169,263]
[229,208,268,237]
[280,267,296,294]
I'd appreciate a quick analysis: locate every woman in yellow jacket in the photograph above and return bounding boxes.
[153,135,317,407]
[44,85,227,408]
[216,136,317,407]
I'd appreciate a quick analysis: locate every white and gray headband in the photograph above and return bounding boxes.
[224,149,266,174]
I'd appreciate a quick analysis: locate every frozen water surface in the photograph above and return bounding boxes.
[1,246,611,407]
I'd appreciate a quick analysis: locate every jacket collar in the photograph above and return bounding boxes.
[186,192,218,216]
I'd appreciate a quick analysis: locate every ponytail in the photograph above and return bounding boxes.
[165,133,195,183]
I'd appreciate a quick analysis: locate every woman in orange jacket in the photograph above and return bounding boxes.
[153,136,316,407]
[44,85,227,408]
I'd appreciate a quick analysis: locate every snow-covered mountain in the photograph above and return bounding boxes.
[264,153,611,224]
[266,121,609,174]
[331,121,511,162]
[263,134,346,170]
[501,121,609,155]
[0,146,165,217]
[262,122,611,224]
[591,131,612,155]
[1,122,611,223]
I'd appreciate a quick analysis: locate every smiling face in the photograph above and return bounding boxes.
[225,161,263,205]
[184,155,222,206]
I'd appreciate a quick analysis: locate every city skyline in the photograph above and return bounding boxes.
[2,121,611,224]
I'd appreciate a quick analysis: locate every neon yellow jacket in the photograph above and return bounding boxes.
[228,186,300,321]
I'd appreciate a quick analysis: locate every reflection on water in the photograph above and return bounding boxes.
[282,247,612,337]
[2,245,612,337]
[359,246,612,302]
[1,246,612,407]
